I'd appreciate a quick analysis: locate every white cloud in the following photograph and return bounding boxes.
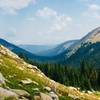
[89,4,100,11]
[0,0,36,14]
[36,7,57,18]
[36,7,72,32]
[83,4,100,19]
[50,15,72,32]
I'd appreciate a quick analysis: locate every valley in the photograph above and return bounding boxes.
[0,27,100,100]
[0,0,100,99]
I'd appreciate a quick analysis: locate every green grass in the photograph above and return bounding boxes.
[95,91,100,97]
[0,55,81,99]
[1,52,99,100]
[4,96,17,100]
[59,96,74,100]
[0,55,44,95]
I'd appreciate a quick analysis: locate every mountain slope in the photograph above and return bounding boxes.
[40,27,100,66]
[39,40,78,57]
[0,45,100,100]
[66,27,100,57]
[53,27,100,67]
[0,38,47,62]
[0,39,78,63]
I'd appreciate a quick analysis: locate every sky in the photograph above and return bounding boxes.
[0,0,100,45]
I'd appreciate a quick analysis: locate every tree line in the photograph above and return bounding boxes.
[19,53,100,91]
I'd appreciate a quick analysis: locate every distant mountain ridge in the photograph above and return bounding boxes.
[38,40,78,57]
[27,27,100,67]
[0,38,42,61]
[66,27,100,52]
[47,27,100,67]
[0,27,100,67]
[65,27,100,58]
[19,44,55,55]
[0,38,79,61]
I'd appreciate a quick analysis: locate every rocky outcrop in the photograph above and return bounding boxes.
[40,92,52,100]
[21,78,33,85]
[11,89,30,98]
[33,92,59,100]
[21,78,39,86]
[0,45,20,60]
[0,87,18,99]
[44,86,51,92]
[49,91,59,100]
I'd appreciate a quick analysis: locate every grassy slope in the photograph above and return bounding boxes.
[0,45,100,100]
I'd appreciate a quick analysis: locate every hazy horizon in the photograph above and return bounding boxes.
[0,0,100,45]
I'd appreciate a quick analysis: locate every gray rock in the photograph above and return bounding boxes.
[33,92,59,100]
[34,92,53,100]
[87,91,93,94]
[21,78,39,86]
[49,91,59,100]
[11,89,30,97]
[21,79,33,84]
[0,87,18,99]
[40,92,52,100]
[33,92,41,100]
[44,86,51,92]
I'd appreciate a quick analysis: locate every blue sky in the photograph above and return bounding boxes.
[0,0,100,45]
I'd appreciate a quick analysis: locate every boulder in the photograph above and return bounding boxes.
[49,91,59,100]
[21,79,39,86]
[0,87,18,99]
[11,89,30,97]
[21,78,33,84]
[87,91,93,94]
[68,86,77,91]
[33,92,41,100]
[40,92,52,100]
[34,92,55,100]
[27,64,40,72]
[33,81,39,86]
[44,86,51,92]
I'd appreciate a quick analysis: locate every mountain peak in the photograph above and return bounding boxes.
[65,27,100,58]
[85,27,100,43]
[89,26,100,36]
